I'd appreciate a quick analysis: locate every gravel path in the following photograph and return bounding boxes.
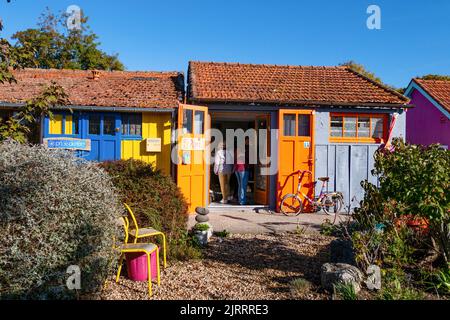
[102,232,334,300]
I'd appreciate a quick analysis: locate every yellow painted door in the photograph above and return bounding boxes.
[177,103,209,214]
[277,109,315,212]
[254,115,270,205]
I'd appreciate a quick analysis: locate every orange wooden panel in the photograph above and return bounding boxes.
[177,103,209,214]
[277,109,315,212]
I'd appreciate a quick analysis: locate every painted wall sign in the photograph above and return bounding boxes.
[44,138,91,151]
[181,137,205,151]
[146,138,162,152]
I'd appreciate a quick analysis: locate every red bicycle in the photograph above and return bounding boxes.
[280,170,344,223]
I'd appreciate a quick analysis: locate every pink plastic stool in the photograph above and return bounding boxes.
[126,247,159,281]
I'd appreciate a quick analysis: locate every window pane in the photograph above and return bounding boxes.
[283,114,296,136]
[371,117,384,139]
[89,115,100,135]
[183,109,193,134]
[50,114,63,134]
[194,110,204,134]
[131,114,142,136]
[73,114,79,135]
[65,115,73,135]
[103,115,115,135]
[344,117,357,137]
[358,117,370,137]
[330,116,343,137]
[121,114,129,135]
[298,115,310,136]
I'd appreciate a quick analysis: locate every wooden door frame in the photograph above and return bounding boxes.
[254,114,271,205]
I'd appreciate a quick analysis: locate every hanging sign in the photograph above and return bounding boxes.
[146,138,162,152]
[181,137,205,151]
[43,138,91,151]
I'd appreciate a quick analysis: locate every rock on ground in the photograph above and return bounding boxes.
[320,262,364,293]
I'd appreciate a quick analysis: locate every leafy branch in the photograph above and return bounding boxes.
[0,82,70,143]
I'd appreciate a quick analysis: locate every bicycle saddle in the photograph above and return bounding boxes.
[318,177,330,182]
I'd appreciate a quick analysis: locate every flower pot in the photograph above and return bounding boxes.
[194,230,209,246]
[394,215,429,233]
[125,247,159,282]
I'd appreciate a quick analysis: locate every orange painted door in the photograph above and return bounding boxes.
[254,115,270,205]
[277,109,315,212]
[177,103,209,213]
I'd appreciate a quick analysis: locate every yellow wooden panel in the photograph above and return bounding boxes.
[121,112,172,175]
[49,115,63,134]
[65,115,73,135]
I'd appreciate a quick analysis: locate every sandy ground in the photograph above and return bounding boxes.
[187,210,342,234]
[102,232,334,300]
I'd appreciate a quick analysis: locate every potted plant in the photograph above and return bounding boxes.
[193,223,213,246]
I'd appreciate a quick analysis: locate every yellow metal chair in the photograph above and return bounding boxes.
[123,203,167,268]
[116,216,160,297]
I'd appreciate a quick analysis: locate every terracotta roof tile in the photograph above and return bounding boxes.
[188,61,408,106]
[0,68,184,109]
[414,78,450,113]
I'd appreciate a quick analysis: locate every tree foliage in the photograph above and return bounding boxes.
[11,8,124,71]
[419,74,450,81]
[340,60,399,92]
[0,82,70,143]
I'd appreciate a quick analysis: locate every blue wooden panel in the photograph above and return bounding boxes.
[335,145,351,207]
[327,145,336,193]
[368,145,379,187]
[350,145,368,208]
[315,143,381,211]
[315,145,328,196]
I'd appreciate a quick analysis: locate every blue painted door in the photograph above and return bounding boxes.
[84,113,121,161]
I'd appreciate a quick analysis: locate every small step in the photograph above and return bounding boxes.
[208,204,271,214]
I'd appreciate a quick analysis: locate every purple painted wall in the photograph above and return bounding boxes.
[406,89,450,149]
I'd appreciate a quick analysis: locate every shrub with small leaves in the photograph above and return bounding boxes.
[99,160,195,261]
[0,140,122,299]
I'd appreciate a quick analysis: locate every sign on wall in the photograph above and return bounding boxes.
[181,137,205,151]
[43,138,91,151]
[146,138,162,152]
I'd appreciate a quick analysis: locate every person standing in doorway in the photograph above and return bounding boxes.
[214,141,233,204]
[234,137,251,205]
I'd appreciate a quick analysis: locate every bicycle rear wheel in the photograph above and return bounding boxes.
[321,194,343,224]
[280,194,303,216]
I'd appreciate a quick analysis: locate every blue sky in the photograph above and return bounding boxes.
[1,0,449,88]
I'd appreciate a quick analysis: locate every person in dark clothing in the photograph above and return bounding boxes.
[234,137,251,205]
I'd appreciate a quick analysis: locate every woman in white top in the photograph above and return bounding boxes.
[214,142,234,204]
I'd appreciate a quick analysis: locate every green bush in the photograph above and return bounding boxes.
[290,278,312,294]
[333,282,358,300]
[351,139,449,297]
[373,139,450,264]
[193,223,210,231]
[0,140,122,299]
[378,269,425,300]
[99,159,199,261]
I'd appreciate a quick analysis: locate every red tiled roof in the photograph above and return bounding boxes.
[413,78,450,113]
[0,68,184,109]
[188,61,408,106]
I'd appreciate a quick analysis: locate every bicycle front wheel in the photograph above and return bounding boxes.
[280,194,303,216]
[321,194,343,224]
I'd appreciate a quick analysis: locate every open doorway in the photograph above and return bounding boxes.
[209,111,270,207]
